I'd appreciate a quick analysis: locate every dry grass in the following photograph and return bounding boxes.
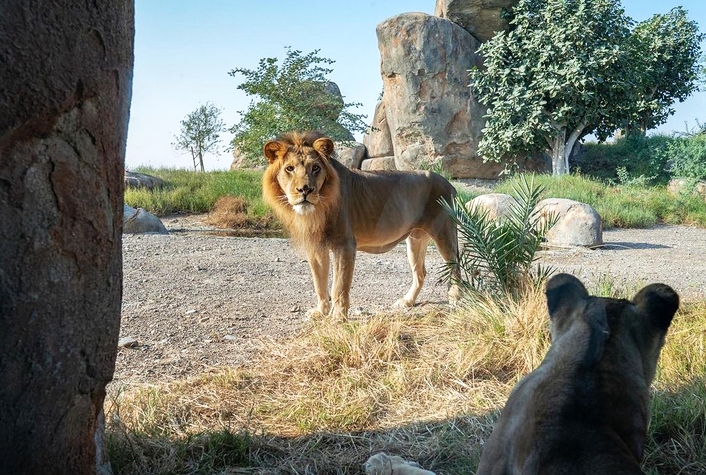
[107,287,706,475]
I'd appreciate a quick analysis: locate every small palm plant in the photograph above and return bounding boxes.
[442,175,556,297]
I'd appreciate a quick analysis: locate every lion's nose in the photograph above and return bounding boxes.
[297,184,312,194]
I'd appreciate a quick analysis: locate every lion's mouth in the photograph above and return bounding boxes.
[292,201,315,215]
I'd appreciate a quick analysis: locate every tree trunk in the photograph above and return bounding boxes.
[0,2,134,474]
[549,131,569,175]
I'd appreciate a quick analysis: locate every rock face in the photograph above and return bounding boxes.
[377,13,492,178]
[363,100,394,159]
[434,0,516,42]
[534,198,603,247]
[0,1,133,472]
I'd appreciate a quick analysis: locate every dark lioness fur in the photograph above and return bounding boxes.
[476,273,679,475]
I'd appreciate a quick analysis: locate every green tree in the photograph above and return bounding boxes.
[469,0,703,175]
[173,102,225,172]
[229,47,368,165]
[628,7,704,133]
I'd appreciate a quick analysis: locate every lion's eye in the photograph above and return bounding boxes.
[312,165,321,173]
[285,166,295,173]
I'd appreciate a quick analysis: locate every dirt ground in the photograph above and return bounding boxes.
[113,214,706,389]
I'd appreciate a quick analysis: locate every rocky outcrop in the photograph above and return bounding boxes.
[363,100,394,159]
[335,141,367,169]
[434,0,516,42]
[377,13,492,178]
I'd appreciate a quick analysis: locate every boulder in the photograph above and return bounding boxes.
[434,0,517,43]
[123,204,168,234]
[361,156,397,171]
[125,171,164,190]
[466,193,518,219]
[667,178,706,201]
[377,13,497,179]
[335,141,367,169]
[533,198,602,247]
[363,100,394,158]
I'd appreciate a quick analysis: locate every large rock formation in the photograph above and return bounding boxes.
[435,0,516,42]
[377,13,493,178]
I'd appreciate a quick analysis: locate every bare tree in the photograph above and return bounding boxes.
[173,102,225,172]
[0,1,133,473]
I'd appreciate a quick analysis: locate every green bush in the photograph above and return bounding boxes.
[577,133,671,183]
[661,134,706,180]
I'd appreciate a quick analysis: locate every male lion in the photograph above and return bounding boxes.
[262,130,460,321]
[476,273,679,475]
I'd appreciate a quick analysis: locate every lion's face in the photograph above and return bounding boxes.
[263,133,336,216]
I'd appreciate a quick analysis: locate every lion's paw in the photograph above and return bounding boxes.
[305,308,326,321]
[393,298,415,309]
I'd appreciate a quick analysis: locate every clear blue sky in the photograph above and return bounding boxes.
[126,0,706,171]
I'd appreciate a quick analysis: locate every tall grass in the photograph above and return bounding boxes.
[125,167,269,217]
[107,285,706,474]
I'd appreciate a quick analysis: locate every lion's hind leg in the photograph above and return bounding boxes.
[394,230,430,308]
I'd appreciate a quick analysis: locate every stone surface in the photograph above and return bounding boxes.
[363,100,394,158]
[534,198,603,247]
[434,0,517,43]
[123,204,169,234]
[335,141,367,169]
[361,156,398,171]
[0,1,133,472]
[466,193,518,219]
[377,13,490,178]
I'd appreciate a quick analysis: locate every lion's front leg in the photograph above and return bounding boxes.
[330,243,356,322]
[395,232,430,308]
[306,249,331,320]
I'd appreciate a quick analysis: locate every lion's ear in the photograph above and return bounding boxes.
[632,283,679,331]
[263,140,285,164]
[312,137,334,159]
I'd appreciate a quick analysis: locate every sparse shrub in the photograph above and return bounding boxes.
[206,195,249,228]
[442,175,555,296]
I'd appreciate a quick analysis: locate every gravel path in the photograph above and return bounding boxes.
[113,215,706,387]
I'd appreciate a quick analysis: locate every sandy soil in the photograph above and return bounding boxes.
[113,215,706,388]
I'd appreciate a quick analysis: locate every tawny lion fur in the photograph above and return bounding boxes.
[262,130,459,321]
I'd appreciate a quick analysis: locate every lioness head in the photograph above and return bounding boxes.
[262,131,339,216]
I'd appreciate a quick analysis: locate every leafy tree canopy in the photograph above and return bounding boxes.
[470,0,704,175]
[229,47,368,165]
[173,102,225,172]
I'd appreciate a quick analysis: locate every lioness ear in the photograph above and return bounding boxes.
[545,273,589,318]
[263,140,285,164]
[312,137,334,159]
[632,283,679,331]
